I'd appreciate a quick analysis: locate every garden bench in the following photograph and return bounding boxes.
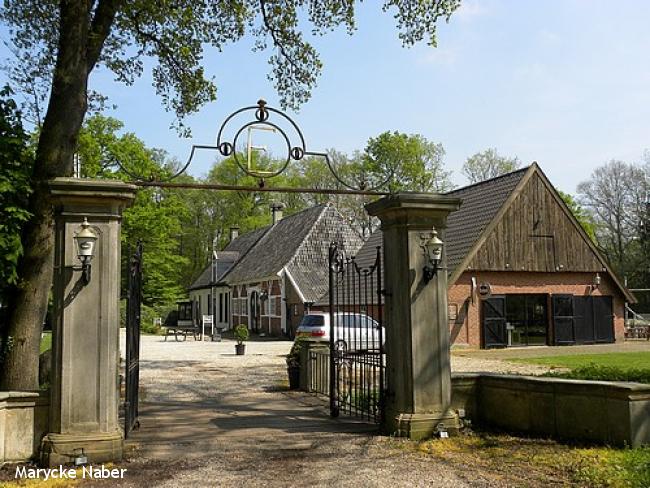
[163,324,201,341]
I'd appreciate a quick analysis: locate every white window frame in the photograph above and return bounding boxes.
[268,295,281,317]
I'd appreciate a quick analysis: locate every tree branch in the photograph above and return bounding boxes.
[127,12,186,80]
[259,0,302,77]
[87,0,121,73]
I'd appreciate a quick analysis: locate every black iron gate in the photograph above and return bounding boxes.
[125,241,143,438]
[328,243,385,423]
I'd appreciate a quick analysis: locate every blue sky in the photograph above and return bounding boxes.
[5,0,650,193]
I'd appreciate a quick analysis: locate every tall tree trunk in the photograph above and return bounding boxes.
[0,0,92,391]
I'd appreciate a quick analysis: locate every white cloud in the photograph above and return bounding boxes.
[454,0,489,21]
[539,29,561,45]
[416,45,459,66]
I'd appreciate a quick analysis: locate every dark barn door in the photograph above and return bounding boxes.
[552,295,575,345]
[482,297,507,348]
[554,295,614,345]
[593,296,614,342]
[573,296,593,343]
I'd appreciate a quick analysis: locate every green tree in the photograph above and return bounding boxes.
[364,131,453,193]
[0,0,460,389]
[577,160,646,280]
[462,148,521,183]
[77,114,190,305]
[0,87,33,302]
[557,190,597,242]
[0,87,33,367]
[77,115,164,180]
[122,189,189,305]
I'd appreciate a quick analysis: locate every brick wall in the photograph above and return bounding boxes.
[448,271,626,348]
[285,280,305,338]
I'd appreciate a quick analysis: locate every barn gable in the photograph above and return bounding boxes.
[458,164,634,302]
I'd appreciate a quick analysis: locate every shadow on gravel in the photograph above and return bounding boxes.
[139,360,205,370]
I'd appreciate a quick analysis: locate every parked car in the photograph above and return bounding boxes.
[296,312,384,352]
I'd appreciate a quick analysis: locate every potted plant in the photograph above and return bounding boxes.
[286,337,307,390]
[234,325,249,355]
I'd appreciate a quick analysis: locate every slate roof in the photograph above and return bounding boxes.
[223,227,267,254]
[284,206,364,302]
[222,205,363,302]
[188,251,241,290]
[223,205,327,284]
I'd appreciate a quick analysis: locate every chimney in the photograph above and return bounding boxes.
[271,202,283,225]
[211,251,218,284]
[229,227,240,242]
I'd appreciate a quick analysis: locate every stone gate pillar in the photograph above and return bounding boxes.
[41,178,136,466]
[366,193,461,440]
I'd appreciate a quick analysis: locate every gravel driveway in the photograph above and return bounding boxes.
[108,333,553,487]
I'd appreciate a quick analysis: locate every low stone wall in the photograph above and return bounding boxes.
[451,374,650,447]
[0,391,49,463]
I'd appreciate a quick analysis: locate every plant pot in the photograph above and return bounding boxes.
[287,366,300,390]
[235,343,246,355]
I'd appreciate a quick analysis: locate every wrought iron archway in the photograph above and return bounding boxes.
[117,99,393,196]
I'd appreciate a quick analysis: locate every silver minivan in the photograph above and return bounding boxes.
[296,312,384,352]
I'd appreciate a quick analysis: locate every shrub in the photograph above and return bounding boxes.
[234,324,249,344]
[286,336,309,368]
[119,299,171,335]
[543,364,650,384]
[140,306,161,335]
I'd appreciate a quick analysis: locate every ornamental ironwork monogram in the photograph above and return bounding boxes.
[117,99,392,192]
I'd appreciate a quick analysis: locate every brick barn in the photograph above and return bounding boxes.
[338,164,635,348]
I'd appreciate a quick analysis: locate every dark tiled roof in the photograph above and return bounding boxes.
[445,166,529,273]
[223,227,267,254]
[315,166,530,304]
[189,251,241,290]
[348,167,528,274]
[287,267,328,303]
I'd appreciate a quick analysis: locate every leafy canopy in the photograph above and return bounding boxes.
[462,148,521,183]
[364,131,453,193]
[78,114,190,305]
[0,86,33,300]
[557,190,597,243]
[2,0,461,132]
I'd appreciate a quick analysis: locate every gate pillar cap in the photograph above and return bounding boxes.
[49,177,137,207]
[366,192,461,216]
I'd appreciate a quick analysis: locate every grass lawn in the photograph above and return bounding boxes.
[513,351,650,370]
[40,331,52,353]
[401,432,650,488]
[511,351,650,383]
